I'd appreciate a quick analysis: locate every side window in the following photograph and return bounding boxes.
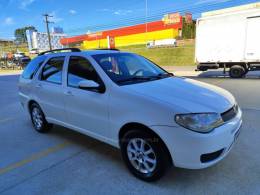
[22,56,46,79]
[67,56,100,88]
[41,56,65,84]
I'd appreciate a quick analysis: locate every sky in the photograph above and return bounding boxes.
[0,0,259,39]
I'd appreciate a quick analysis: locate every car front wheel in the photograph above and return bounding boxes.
[120,129,171,181]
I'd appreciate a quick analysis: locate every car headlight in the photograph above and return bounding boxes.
[175,113,224,133]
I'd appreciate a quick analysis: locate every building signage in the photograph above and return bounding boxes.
[88,32,103,38]
[162,13,181,25]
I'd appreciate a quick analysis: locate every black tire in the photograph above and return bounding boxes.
[29,103,53,133]
[120,129,171,182]
[244,67,249,75]
[199,67,208,71]
[229,65,245,78]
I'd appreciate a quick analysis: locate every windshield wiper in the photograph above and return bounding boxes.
[117,73,173,84]
[147,72,174,79]
[117,76,153,84]
[158,72,174,77]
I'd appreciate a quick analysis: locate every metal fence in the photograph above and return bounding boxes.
[0,58,24,70]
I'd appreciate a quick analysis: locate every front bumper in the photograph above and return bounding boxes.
[150,108,242,169]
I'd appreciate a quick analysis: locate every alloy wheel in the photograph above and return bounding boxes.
[127,138,157,174]
[32,107,43,130]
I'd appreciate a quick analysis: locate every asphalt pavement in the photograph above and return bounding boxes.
[0,74,260,195]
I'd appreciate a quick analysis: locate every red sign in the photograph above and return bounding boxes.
[162,13,181,25]
[107,36,115,49]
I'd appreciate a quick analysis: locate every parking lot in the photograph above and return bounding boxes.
[0,74,260,195]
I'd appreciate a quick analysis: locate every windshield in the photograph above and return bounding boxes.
[92,53,172,85]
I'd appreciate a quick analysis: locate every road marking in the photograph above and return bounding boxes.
[0,141,71,175]
[0,118,14,124]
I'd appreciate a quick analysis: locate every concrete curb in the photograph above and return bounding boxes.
[173,71,201,77]
[0,70,22,76]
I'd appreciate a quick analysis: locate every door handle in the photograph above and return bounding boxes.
[64,91,74,96]
[35,84,42,88]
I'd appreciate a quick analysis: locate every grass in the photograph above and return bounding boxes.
[1,40,195,67]
[118,41,195,66]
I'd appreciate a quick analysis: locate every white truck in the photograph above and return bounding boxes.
[147,39,177,49]
[195,2,260,78]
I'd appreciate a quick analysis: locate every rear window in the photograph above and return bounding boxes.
[22,56,46,79]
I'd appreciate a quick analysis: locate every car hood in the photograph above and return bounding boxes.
[123,77,235,113]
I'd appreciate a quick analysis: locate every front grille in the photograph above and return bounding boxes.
[221,105,238,122]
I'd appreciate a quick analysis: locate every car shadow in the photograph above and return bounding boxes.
[49,124,122,165]
[47,124,235,186]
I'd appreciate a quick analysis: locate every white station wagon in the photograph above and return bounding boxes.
[18,48,242,181]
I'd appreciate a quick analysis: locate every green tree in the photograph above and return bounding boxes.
[14,26,37,43]
[182,19,196,39]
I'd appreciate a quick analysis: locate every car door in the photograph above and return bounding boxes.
[63,55,110,139]
[34,56,67,123]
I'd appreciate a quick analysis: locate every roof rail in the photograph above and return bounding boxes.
[38,48,81,56]
[95,48,120,51]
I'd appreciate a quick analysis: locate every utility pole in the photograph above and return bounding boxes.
[145,0,148,36]
[145,0,148,47]
[43,14,53,50]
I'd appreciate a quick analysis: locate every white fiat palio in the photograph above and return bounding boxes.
[18,48,242,181]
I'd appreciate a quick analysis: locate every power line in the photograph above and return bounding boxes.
[63,0,255,35]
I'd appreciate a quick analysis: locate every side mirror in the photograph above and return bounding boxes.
[79,80,106,93]
[79,80,100,89]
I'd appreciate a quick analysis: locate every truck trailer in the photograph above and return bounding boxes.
[195,2,260,78]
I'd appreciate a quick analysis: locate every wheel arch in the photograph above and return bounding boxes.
[28,99,39,111]
[229,63,248,69]
[118,122,173,165]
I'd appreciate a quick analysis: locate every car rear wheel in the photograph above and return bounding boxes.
[30,103,53,133]
[120,129,170,182]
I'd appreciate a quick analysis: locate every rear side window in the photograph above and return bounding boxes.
[22,56,46,79]
[41,57,65,85]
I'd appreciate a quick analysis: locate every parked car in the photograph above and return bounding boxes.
[14,52,25,60]
[29,49,39,55]
[18,56,31,69]
[18,48,242,181]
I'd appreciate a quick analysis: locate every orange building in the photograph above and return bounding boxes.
[60,13,184,49]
